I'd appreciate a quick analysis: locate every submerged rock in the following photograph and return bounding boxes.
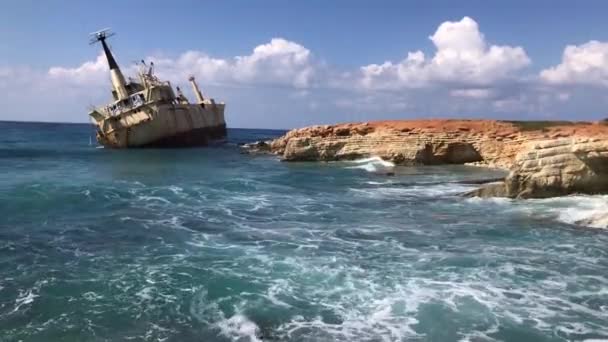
[241,140,273,155]
[464,182,507,198]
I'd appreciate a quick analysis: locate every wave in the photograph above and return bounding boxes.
[468,194,608,228]
[535,195,608,228]
[351,183,477,200]
[345,156,395,173]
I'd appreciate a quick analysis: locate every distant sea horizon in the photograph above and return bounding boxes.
[0,119,290,132]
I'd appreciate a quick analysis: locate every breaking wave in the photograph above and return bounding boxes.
[468,194,608,228]
[539,195,608,228]
[345,156,395,173]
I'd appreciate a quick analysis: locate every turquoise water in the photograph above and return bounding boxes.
[1,121,607,341]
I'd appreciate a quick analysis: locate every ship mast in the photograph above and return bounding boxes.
[90,28,129,101]
[188,76,205,103]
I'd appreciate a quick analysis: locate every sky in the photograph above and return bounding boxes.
[1,0,608,129]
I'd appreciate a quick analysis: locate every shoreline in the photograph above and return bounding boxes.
[242,119,608,204]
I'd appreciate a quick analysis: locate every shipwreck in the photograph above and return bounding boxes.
[88,29,226,148]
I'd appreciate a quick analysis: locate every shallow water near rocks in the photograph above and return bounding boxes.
[1,121,607,341]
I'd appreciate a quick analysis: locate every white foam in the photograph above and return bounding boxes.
[137,195,172,205]
[346,156,395,173]
[350,183,475,199]
[82,291,104,302]
[466,194,608,228]
[12,289,39,313]
[136,287,154,301]
[531,195,608,228]
[556,203,608,229]
[365,180,394,185]
[465,196,513,206]
[217,314,261,342]
[168,186,184,195]
[266,280,293,308]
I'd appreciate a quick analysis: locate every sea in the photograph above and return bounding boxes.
[1,121,607,342]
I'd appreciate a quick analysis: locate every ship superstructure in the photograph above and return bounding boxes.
[88,29,226,148]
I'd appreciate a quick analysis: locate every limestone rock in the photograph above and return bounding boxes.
[242,119,608,198]
[254,120,538,168]
[503,138,608,198]
[464,182,507,198]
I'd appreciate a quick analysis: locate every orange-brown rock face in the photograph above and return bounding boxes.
[246,119,608,198]
[503,137,608,198]
[265,120,604,166]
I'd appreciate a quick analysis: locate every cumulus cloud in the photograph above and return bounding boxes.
[48,54,109,85]
[2,18,608,126]
[233,38,314,88]
[358,17,530,90]
[540,40,608,86]
[449,88,495,99]
[47,38,315,90]
[0,38,319,125]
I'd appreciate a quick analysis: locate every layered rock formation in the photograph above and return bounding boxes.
[258,120,530,169]
[243,120,608,199]
[472,137,608,198]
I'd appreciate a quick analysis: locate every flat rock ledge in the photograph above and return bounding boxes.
[243,120,608,199]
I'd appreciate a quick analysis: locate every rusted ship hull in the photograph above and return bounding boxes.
[95,102,226,148]
[139,123,226,147]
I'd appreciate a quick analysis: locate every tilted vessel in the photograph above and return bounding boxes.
[88,29,226,148]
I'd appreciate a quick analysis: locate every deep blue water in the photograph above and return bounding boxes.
[1,121,607,342]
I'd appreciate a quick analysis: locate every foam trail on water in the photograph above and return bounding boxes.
[346,156,395,173]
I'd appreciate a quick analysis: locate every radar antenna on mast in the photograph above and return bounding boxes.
[88,27,121,71]
[89,28,115,45]
[88,27,129,100]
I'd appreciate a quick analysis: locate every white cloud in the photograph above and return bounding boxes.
[357,17,530,90]
[0,65,42,89]
[233,38,314,88]
[450,88,494,99]
[540,40,608,86]
[0,38,319,125]
[48,54,109,85]
[152,51,229,85]
[48,38,316,90]
[3,18,608,127]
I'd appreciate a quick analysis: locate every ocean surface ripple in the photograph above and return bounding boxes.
[1,121,607,342]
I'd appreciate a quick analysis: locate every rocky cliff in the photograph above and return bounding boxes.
[471,137,608,198]
[244,120,608,199]
[261,120,525,169]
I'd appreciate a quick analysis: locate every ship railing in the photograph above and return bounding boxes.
[138,72,171,88]
[100,93,147,117]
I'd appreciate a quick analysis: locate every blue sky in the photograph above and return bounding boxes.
[1,0,608,128]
